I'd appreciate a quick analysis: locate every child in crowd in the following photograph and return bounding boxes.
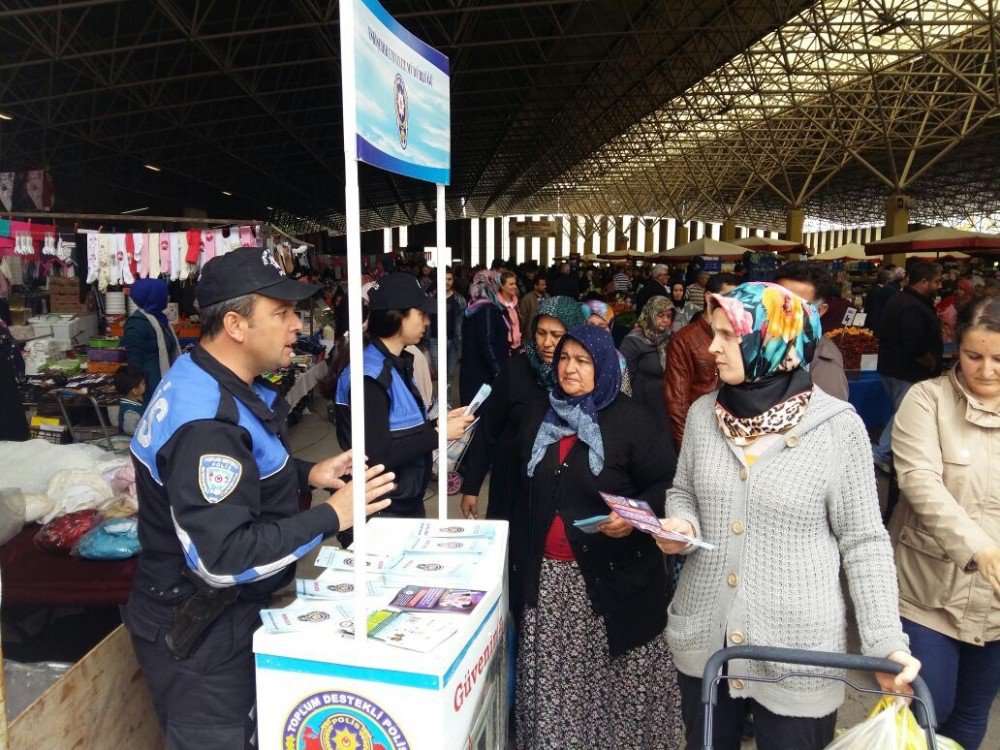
[113,365,146,435]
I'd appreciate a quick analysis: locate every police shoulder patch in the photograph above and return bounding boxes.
[198,454,243,504]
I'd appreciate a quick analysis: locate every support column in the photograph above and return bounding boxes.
[569,215,579,257]
[721,218,737,242]
[785,208,804,244]
[674,220,689,247]
[884,194,910,267]
[644,219,654,254]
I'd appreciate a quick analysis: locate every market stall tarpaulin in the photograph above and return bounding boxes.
[352,0,451,184]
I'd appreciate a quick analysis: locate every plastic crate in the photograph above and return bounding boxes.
[88,337,121,349]
[29,426,71,444]
[86,360,123,374]
[87,348,126,362]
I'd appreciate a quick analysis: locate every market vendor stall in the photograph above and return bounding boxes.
[254,518,510,750]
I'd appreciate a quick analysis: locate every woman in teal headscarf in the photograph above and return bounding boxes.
[459,295,586,521]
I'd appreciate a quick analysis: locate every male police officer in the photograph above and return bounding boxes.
[125,247,394,748]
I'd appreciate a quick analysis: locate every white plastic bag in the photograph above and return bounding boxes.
[825,699,906,749]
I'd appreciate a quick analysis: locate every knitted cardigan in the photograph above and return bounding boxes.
[665,387,908,718]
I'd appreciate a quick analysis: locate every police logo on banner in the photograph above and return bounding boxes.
[282,690,409,750]
[198,455,242,503]
[394,74,408,149]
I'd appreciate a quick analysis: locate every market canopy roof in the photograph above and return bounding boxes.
[732,237,807,254]
[2,1,999,235]
[864,226,1000,256]
[814,242,870,261]
[654,236,746,262]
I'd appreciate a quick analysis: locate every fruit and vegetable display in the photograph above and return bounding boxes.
[825,326,879,370]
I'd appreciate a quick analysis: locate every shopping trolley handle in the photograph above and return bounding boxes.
[701,645,937,732]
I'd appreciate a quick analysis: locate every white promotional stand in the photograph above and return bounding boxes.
[254,518,510,750]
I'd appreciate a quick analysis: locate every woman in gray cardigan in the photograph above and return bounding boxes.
[656,282,920,750]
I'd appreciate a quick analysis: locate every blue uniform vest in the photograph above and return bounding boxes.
[334,344,427,431]
[131,353,289,484]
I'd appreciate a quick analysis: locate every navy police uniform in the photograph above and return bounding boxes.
[334,339,434,519]
[126,345,338,748]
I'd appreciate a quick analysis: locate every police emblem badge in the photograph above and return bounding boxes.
[394,74,408,149]
[198,454,242,503]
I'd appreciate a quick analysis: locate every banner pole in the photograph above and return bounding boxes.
[339,0,368,644]
[436,183,448,520]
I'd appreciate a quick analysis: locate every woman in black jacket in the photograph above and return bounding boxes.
[459,270,512,404]
[459,296,586,522]
[512,324,682,750]
[620,294,674,433]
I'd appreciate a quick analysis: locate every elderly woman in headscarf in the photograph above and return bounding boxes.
[620,295,674,432]
[512,324,682,750]
[656,282,919,750]
[124,278,180,402]
[459,269,513,404]
[460,296,586,522]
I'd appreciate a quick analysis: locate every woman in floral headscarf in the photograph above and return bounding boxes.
[459,269,513,404]
[655,283,920,750]
[459,296,586,522]
[620,295,674,432]
[512,324,682,750]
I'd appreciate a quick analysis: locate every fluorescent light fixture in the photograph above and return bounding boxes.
[0,112,13,121]
[144,163,161,172]
[122,206,149,214]
[222,190,232,196]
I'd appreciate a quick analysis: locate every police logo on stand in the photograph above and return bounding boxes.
[297,611,330,624]
[283,690,409,750]
[394,74,408,150]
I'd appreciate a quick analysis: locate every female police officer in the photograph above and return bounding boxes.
[125,248,396,749]
[335,272,474,522]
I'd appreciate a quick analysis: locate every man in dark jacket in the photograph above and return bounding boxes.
[634,263,670,315]
[773,262,849,401]
[548,262,581,299]
[864,264,904,332]
[872,261,943,471]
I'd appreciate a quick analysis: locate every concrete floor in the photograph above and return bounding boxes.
[287,393,1000,749]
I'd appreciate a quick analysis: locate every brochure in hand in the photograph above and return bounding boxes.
[599,492,716,550]
[388,585,486,615]
[572,514,611,534]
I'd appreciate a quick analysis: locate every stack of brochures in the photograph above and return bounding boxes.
[258,521,498,653]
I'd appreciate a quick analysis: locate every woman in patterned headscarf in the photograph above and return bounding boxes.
[655,283,920,750]
[459,269,513,404]
[620,295,674,432]
[512,324,682,750]
[459,295,586,522]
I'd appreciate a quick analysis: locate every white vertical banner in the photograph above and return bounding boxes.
[341,2,453,643]
[436,184,448,520]
[338,0,370,645]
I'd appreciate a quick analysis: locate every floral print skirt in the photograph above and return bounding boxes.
[515,558,684,750]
